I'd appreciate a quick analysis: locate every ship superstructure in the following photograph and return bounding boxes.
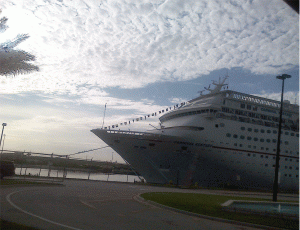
[92,77,299,191]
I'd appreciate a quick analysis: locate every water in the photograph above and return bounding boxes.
[229,201,299,216]
[15,168,143,183]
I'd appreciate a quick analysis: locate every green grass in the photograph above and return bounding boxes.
[0,219,38,230]
[0,179,62,186]
[141,192,299,230]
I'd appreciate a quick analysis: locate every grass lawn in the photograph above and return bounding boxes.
[0,219,38,230]
[0,178,63,186]
[141,192,299,230]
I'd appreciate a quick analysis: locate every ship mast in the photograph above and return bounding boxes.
[202,76,228,95]
[210,76,228,93]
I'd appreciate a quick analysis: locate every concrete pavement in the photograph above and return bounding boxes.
[1,179,297,230]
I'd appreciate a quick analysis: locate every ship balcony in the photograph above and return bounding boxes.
[216,112,299,132]
[201,110,217,119]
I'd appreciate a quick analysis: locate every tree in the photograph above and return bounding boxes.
[0,10,39,76]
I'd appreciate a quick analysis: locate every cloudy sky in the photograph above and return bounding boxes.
[0,0,298,163]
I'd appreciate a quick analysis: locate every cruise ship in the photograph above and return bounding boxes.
[91,77,299,191]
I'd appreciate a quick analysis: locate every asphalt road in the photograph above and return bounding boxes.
[0,179,297,230]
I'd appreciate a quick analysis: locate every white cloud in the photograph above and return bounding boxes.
[169,97,187,104]
[0,0,298,94]
[256,90,299,104]
[1,91,168,131]
[0,92,166,159]
[0,0,298,161]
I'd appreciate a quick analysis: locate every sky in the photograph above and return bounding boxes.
[0,0,298,163]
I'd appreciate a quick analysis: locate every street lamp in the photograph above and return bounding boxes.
[1,134,6,154]
[0,123,7,149]
[273,74,291,202]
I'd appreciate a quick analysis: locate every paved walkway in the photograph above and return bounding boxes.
[1,179,298,230]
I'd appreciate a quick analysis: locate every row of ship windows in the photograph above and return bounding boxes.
[215,123,299,138]
[223,101,258,111]
[258,163,298,170]
[221,107,298,130]
[230,145,299,156]
[136,141,299,157]
[138,141,299,159]
[285,174,298,178]
[225,149,299,161]
[240,126,298,137]
[285,166,299,170]
[216,140,297,155]
[245,153,299,162]
[238,102,297,127]
[226,133,289,145]
[211,136,299,155]
[232,143,299,156]
[240,103,257,111]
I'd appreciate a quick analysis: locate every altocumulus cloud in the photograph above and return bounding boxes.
[0,0,298,94]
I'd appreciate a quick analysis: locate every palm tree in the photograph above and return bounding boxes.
[0,10,39,76]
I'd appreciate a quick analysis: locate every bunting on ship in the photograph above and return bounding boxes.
[102,102,187,130]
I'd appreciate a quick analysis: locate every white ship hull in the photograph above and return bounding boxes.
[92,120,299,191]
[92,82,299,191]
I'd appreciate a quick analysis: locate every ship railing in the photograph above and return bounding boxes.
[201,110,217,118]
[106,130,162,137]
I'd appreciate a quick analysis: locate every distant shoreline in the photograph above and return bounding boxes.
[15,165,138,175]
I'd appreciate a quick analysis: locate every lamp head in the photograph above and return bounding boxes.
[2,123,7,127]
[276,74,292,80]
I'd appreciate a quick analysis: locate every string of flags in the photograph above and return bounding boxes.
[103,102,187,130]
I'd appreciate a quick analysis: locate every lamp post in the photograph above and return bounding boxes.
[273,74,291,202]
[102,103,107,129]
[1,134,6,154]
[0,123,7,149]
